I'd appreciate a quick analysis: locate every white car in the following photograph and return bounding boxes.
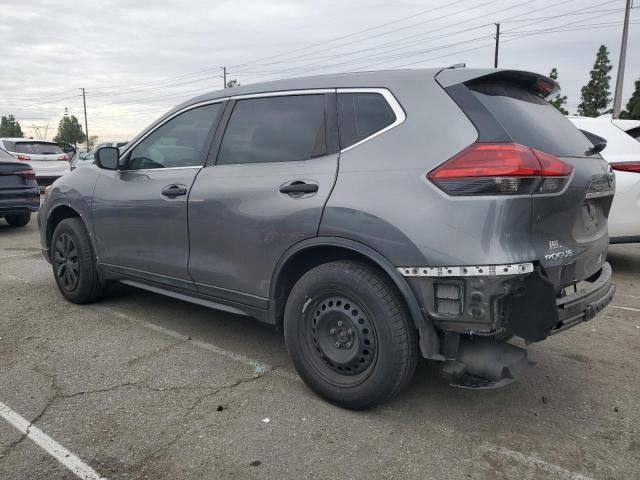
[0,138,71,187]
[568,116,640,243]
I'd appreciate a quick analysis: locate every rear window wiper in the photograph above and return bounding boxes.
[589,140,607,154]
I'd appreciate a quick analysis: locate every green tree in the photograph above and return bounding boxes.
[577,45,613,117]
[226,79,240,88]
[548,68,568,115]
[87,135,99,150]
[53,114,86,147]
[620,79,640,120]
[0,115,24,137]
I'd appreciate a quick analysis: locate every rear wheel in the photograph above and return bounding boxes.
[5,213,31,227]
[51,218,105,303]
[284,261,418,409]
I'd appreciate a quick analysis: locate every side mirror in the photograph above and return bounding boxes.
[95,146,119,170]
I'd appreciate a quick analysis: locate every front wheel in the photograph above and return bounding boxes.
[51,218,105,304]
[5,213,31,227]
[284,261,418,410]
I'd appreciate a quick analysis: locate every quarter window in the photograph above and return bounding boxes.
[127,103,221,170]
[338,93,396,149]
[217,95,327,165]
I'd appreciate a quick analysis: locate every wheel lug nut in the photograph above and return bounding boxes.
[337,321,343,327]
[329,328,336,335]
[334,342,340,348]
[346,342,352,348]
[347,329,352,335]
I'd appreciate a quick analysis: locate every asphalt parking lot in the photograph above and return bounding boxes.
[0,218,639,480]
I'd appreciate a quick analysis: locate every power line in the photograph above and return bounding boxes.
[236,0,612,83]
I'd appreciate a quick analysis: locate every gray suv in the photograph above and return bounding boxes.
[38,68,615,409]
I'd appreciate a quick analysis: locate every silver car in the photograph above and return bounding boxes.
[38,68,615,409]
[1,138,71,186]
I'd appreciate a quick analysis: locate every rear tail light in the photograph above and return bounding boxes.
[15,154,31,161]
[610,162,640,173]
[58,154,69,161]
[15,169,36,181]
[427,143,573,196]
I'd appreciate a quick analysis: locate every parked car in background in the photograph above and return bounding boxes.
[40,69,615,409]
[569,116,640,243]
[612,119,640,142]
[0,138,71,187]
[72,150,95,169]
[0,146,39,227]
[72,142,128,170]
[58,141,77,165]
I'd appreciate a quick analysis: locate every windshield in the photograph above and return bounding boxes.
[14,142,64,155]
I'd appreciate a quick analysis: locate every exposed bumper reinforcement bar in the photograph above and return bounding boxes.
[398,262,534,277]
[552,262,615,335]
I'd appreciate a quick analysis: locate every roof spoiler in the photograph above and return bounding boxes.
[436,69,560,100]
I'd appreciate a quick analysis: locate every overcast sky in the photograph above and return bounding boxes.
[1,0,638,142]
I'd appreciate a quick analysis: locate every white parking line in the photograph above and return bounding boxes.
[481,445,595,480]
[610,304,640,313]
[0,252,40,260]
[0,401,105,480]
[101,306,299,382]
[101,305,595,480]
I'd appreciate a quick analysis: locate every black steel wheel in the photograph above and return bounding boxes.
[51,218,105,304]
[306,293,378,384]
[53,232,80,292]
[284,261,418,409]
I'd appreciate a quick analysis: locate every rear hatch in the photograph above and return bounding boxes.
[437,70,613,288]
[10,141,70,177]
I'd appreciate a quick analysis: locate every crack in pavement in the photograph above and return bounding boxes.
[129,373,267,475]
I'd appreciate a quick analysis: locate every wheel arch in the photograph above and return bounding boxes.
[45,205,86,252]
[269,237,441,359]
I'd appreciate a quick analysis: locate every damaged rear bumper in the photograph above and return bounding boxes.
[402,261,615,344]
[552,262,615,334]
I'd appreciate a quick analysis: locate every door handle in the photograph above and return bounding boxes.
[161,184,188,197]
[279,182,319,195]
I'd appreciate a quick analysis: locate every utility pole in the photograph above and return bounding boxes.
[494,23,500,68]
[80,88,89,150]
[222,67,227,88]
[612,0,632,118]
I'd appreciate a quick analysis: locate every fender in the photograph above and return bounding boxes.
[269,236,442,360]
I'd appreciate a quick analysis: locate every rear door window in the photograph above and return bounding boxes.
[338,93,396,149]
[466,81,593,157]
[14,142,63,155]
[217,95,327,165]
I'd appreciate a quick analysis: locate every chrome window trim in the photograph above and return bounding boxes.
[230,89,334,100]
[337,88,406,153]
[123,165,203,172]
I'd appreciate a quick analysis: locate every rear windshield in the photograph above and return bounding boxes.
[625,126,640,142]
[0,148,14,160]
[13,142,63,155]
[468,81,594,157]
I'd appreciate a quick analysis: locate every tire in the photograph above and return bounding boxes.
[284,261,419,410]
[5,213,31,227]
[51,218,105,304]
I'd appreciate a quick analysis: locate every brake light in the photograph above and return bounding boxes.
[15,169,36,181]
[15,154,30,161]
[427,143,573,196]
[610,162,640,173]
[58,154,69,161]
